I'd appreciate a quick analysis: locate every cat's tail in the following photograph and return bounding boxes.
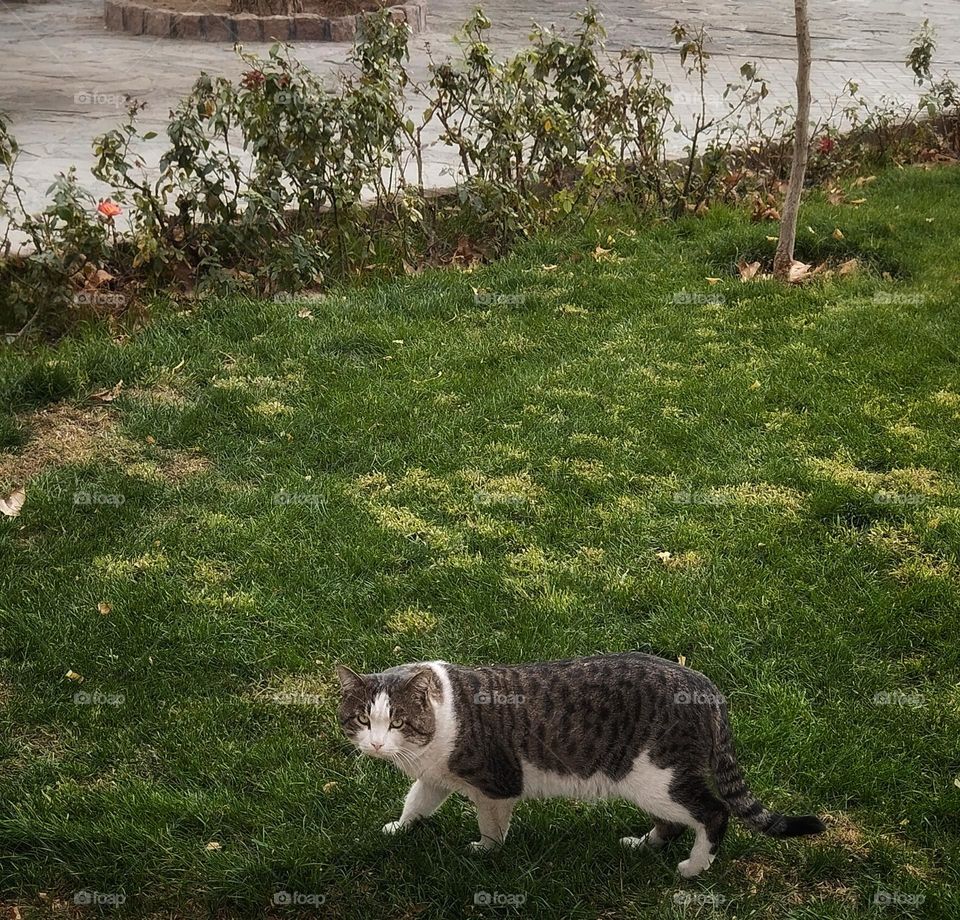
[709,703,826,838]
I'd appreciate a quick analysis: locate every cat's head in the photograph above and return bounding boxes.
[336,665,441,761]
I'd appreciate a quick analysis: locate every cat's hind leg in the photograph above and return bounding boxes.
[469,795,516,851]
[383,779,450,834]
[668,773,729,878]
[620,820,685,851]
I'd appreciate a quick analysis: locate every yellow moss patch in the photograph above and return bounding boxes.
[482,441,530,463]
[94,552,170,578]
[657,550,705,570]
[461,469,542,509]
[191,559,232,586]
[710,483,805,512]
[551,457,610,487]
[353,471,391,495]
[507,544,550,575]
[809,455,946,497]
[192,589,257,614]
[367,505,462,552]
[250,673,335,707]
[396,467,451,499]
[386,605,438,634]
[251,400,292,418]
[569,432,615,453]
[931,389,960,408]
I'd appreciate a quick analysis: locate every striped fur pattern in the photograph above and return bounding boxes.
[337,652,825,876]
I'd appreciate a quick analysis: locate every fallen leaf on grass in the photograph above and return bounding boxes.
[788,261,813,283]
[705,277,722,285]
[677,655,687,667]
[853,175,877,187]
[592,245,621,263]
[0,487,26,518]
[205,841,222,852]
[655,551,673,564]
[323,781,339,794]
[838,258,860,277]
[97,602,112,616]
[89,380,123,403]
[65,670,83,683]
[848,198,867,206]
[738,260,762,281]
[832,228,844,240]
[749,380,762,391]
[297,307,314,320]
[750,192,781,222]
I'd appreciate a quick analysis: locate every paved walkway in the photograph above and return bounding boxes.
[1,0,958,213]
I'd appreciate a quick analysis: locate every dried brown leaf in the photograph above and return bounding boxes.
[0,487,26,518]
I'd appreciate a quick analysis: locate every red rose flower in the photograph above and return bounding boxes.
[97,199,122,219]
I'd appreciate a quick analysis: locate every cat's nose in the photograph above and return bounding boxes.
[371,741,383,751]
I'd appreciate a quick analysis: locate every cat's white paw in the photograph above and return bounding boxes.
[382,820,406,835]
[620,835,650,849]
[468,839,496,853]
[677,858,706,879]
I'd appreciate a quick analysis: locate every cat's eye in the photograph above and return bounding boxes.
[357,714,370,726]
[389,718,404,729]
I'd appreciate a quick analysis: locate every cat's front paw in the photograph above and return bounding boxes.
[467,839,496,853]
[677,858,707,879]
[382,820,406,835]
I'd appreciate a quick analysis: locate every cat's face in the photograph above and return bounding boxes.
[336,666,440,762]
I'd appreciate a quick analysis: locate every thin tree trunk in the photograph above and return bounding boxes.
[773,0,812,280]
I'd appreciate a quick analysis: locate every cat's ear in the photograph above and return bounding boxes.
[336,665,365,694]
[402,668,438,700]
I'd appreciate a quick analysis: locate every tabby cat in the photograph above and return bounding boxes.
[337,653,825,876]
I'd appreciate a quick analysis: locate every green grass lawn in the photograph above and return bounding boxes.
[1,165,959,918]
